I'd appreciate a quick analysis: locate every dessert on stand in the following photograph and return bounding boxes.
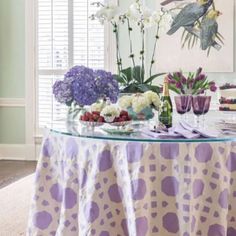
[219,83,236,111]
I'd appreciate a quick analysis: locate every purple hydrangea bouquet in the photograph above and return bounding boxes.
[167,67,217,95]
[53,65,119,120]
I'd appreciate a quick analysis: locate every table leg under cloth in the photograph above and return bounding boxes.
[27,131,236,236]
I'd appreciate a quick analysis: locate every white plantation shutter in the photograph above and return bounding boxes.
[37,0,105,127]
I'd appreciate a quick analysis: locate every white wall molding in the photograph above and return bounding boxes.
[0,144,36,161]
[25,0,37,161]
[0,98,25,107]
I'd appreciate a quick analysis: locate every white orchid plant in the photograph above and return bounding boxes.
[91,0,172,94]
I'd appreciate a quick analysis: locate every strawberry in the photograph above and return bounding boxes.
[98,117,105,123]
[81,115,88,121]
[120,110,128,117]
[85,112,91,117]
[121,115,128,120]
[117,117,123,122]
[93,114,99,121]
[89,117,94,122]
[114,117,119,123]
[84,116,89,121]
[92,111,100,116]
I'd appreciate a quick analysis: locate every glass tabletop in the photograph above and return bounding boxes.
[47,111,236,143]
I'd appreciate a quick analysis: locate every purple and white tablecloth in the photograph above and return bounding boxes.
[27,130,236,236]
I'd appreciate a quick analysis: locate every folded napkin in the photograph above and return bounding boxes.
[179,121,219,138]
[170,124,201,139]
[141,128,182,139]
[141,121,219,139]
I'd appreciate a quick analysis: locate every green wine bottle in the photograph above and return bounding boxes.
[158,77,173,128]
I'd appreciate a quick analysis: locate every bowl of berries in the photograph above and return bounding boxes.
[79,111,105,128]
[109,110,132,128]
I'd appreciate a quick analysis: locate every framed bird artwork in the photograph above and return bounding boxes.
[153,0,234,73]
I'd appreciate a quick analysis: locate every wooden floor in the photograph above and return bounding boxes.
[0,160,37,189]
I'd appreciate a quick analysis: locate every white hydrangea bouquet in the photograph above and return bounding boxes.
[91,0,172,94]
[118,91,160,120]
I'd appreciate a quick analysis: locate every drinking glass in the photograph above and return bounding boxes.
[192,95,211,128]
[174,95,192,121]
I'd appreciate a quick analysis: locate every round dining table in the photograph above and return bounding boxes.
[27,119,236,236]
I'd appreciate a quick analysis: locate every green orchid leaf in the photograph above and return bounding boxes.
[149,85,162,94]
[132,66,144,84]
[144,73,165,85]
[137,84,150,92]
[113,74,127,84]
[120,67,133,83]
[121,84,140,93]
[137,84,162,94]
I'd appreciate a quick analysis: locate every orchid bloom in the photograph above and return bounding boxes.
[127,2,141,21]
[95,0,120,23]
[141,6,154,28]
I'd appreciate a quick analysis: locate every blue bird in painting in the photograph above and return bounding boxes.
[167,0,213,35]
[200,10,222,50]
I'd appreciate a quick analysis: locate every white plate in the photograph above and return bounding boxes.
[102,128,136,135]
[108,121,132,127]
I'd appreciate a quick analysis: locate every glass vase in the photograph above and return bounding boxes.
[127,106,154,121]
[67,103,85,122]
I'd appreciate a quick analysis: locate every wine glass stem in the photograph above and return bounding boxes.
[196,116,200,129]
[184,113,187,121]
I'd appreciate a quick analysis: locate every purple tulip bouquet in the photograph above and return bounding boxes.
[167,67,217,95]
[167,67,217,122]
[52,66,119,120]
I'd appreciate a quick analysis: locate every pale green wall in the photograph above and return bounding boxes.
[0,0,25,144]
[0,108,25,143]
[0,0,25,97]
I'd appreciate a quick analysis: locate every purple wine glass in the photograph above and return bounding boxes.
[174,95,192,120]
[192,96,211,128]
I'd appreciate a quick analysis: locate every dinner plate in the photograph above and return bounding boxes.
[216,121,236,132]
[79,120,104,128]
[108,121,132,127]
[102,128,136,135]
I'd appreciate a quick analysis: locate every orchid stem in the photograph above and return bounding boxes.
[127,19,135,68]
[141,24,145,84]
[150,25,159,78]
[149,12,165,78]
[112,23,122,74]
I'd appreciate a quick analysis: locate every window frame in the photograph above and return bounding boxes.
[25,0,116,140]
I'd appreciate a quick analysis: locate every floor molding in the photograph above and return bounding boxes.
[0,144,35,161]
